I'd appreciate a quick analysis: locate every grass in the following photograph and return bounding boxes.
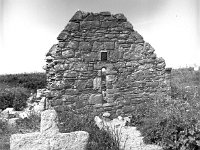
[0,113,41,150]
[0,120,10,150]
[0,72,46,92]
[129,68,200,150]
[57,107,121,150]
[0,72,46,150]
[0,110,121,150]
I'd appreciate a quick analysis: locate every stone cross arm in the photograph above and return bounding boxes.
[10,109,89,150]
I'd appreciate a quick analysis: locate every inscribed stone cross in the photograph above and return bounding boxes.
[10,109,89,150]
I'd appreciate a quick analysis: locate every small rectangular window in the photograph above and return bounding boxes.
[101,52,107,61]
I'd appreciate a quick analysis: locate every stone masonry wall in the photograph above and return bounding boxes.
[44,11,171,118]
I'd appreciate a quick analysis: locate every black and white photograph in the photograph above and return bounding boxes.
[0,0,200,150]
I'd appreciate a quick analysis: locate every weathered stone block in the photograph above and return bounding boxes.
[101,21,117,28]
[106,75,116,82]
[157,62,166,68]
[116,109,123,116]
[146,81,159,87]
[104,42,115,50]
[65,89,79,95]
[100,11,111,16]
[58,42,66,48]
[85,13,100,21]
[88,94,103,104]
[79,94,90,101]
[122,21,133,30]
[69,10,88,22]
[109,50,122,62]
[66,41,79,49]
[62,49,75,58]
[107,89,118,94]
[79,42,92,51]
[150,53,157,59]
[80,21,100,29]
[63,70,78,78]
[93,77,101,90]
[114,13,127,21]
[62,95,79,102]
[65,22,79,31]
[51,99,63,106]
[85,79,94,88]
[46,44,58,57]
[84,52,98,62]
[92,41,104,50]
[106,97,114,103]
[122,106,134,113]
[106,70,118,75]
[57,31,69,41]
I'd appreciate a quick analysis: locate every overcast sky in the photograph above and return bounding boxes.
[0,0,199,74]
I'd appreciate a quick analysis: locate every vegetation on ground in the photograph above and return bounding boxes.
[0,72,46,150]
[0,72,46,111]
[0,72,46,92]
[58,107,120,150]
[1,68,200,150]
[0,113,41,150]
[129,68,200,150]
[0,87,30,110]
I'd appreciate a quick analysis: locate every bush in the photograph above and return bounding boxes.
[0,72,46,91]
[0,119,8,134]
[0,119,9,150]
[15,113,41,133]
[57,108,120,150]
[130,95,200,150]
[0,87,30,110]
[171,68,200,99]
[0,113,40,150]
[129,68,200,149]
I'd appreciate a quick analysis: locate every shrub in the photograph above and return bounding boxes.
[0,119,8,135]
[128,68,200,149]
[0,72,46,91]
[171,68,200,99]
[130,95,200,150]
[0,113,40,150]
[57,108,120,150]
[0,87,30,110]
[15,113,41,133]
[0,89,14,109]
[0,119,10,150]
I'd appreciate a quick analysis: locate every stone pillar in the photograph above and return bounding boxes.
[40,109,59,135]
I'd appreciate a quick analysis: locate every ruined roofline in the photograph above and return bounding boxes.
[45,10,171,118]
[69,10,128,22]
[57,10,135,41]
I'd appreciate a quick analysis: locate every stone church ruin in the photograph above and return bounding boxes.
[44,11,171,117]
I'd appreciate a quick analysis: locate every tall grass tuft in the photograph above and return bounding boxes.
[57,108,121,150]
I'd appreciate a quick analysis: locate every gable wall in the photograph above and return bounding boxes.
[44,11,171,117]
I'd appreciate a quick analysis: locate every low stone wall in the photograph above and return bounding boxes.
[44,11,171,118]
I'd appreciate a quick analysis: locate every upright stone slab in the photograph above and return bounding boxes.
[10,109,89,150]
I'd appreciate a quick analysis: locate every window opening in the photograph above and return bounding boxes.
[101,52,107,61]
[101,67,107,96]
